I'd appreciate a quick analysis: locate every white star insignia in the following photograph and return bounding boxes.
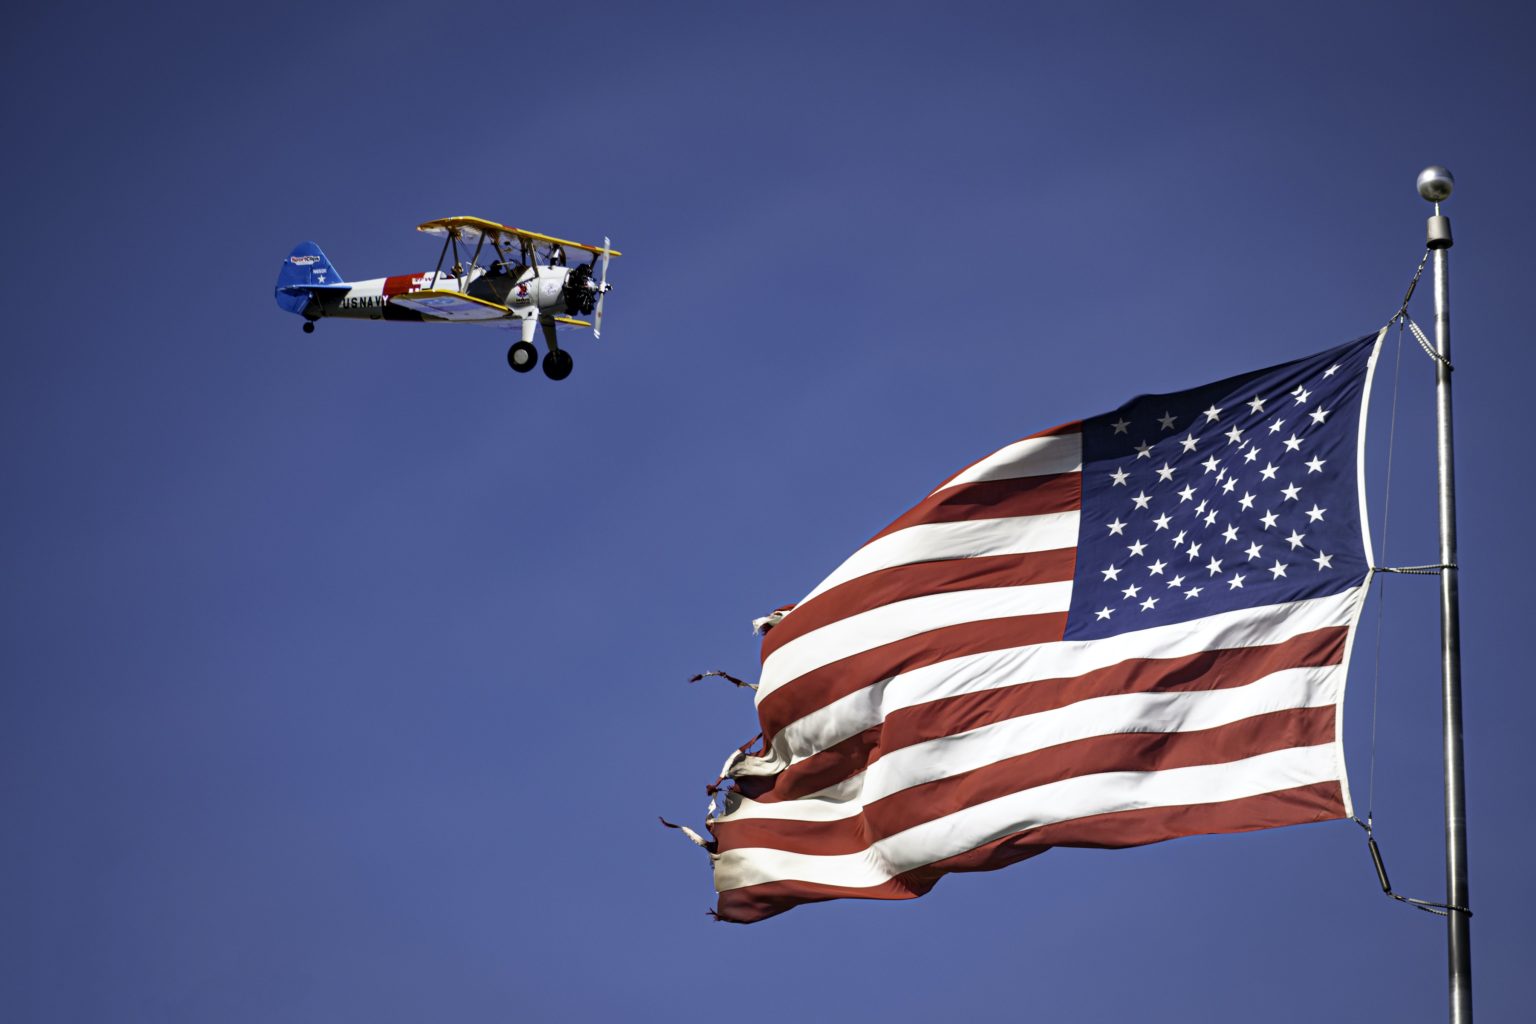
[1281,482,1301,501]
[1186,541,1203,560]
[1221,477,1237,494]
[1096,606,1114,620]
[1101,565,1122,582]
[1122,583,1141,599]
[1309,406,1329,425]
[1155,462,1175,482]
[1224,426,1243,445]
[1222,524,1239,543]
[1111,418,1130,434]
[1292,385,1311,405]
[1203,509,1218,526]
[1109,467,1130,486]
[1147,558,1167,576]
[1245,542,1263,560]
[1177,485,1196,502]
[1260,510,1279,529]
[1286,530,1306,550]
[1134,440,1153,459]
[1268,418,1286,434]
[1179,434,1199,453]
[1203,404,1223,423]
[1153,513,1172,531]
[1269,559,1289,579]
[1202,455,1221,474]
[1184,586,1203,599]
[1247,396,1266,414]
[1238,491,1256,510]
[1283,433,1303,452]
[1140,596,1159,611]
[1313,551,1334,571]
[1228,573,1246,589]
[1172,530,1188,547]
[1260,462,1279,481]
[1305,456,1325,474]
[1107,517,1127,535]
[1305,504,1326,522]
[1127,539,1147,557]
[1323,364,1340,377]
[1206,556,1223,576]
[1243,446,1261,463]
[1131,491,1152,510]
[1166,574,1186,589]
[1157,411,1177,430]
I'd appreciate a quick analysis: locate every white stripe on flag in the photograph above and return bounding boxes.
[758,581,1074,700]
[795,510,1081,607]
[931,433,1084,494]
[766,588,1362,764]
[723,663,1341,823]
[713,744,1340,891]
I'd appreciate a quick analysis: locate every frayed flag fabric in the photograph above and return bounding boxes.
[697,331,1384,923]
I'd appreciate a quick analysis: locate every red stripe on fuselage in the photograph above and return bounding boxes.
[384,273,432,296]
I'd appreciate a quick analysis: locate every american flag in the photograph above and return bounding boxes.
[701,332,1383,923]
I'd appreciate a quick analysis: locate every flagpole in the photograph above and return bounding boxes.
[1417,165,1472,1024]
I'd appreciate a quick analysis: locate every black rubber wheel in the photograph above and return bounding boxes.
[542,348,574,381]
[507,340,538,372]
[302,321,315,334]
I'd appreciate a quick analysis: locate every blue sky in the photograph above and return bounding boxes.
[3,2,1533,1019]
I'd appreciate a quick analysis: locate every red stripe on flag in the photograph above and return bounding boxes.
[714,781,1345,923]
[746,627,1347,803]
[761,548,1078,661]
[757,612,1070,743]
[867,472,1082,545]
[715,707,1337,856]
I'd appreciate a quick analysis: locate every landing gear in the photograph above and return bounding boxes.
[507,340,538,372]
[302,321,315,334]
[542,348,574,381]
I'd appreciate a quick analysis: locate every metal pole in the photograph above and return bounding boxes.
[1418,164,1472,1024]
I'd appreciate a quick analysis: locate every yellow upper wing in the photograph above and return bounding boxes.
[416,216,622,257]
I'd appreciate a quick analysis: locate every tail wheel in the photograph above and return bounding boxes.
[542,348,574,381]
[507,340,538,372]
[302,321,316,334]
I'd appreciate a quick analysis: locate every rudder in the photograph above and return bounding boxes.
[275,241,343,313]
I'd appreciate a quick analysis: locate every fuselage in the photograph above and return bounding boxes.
[312,263,578,323]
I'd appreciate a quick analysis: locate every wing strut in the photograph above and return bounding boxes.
[430,232,451,289]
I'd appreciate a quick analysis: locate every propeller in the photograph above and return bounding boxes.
[593,237,612,340]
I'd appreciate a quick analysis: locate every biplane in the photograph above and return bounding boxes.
[274,217,621,380]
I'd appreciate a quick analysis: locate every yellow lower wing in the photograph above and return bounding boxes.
[391,289,510,322]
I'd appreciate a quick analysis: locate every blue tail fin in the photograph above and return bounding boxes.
[275,241,344,314]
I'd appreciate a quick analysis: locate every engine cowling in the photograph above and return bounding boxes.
[561,263,597,316]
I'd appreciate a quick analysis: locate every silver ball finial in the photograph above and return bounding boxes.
[1417,165,1454,203]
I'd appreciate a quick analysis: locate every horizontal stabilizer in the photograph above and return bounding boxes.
[390,289,510,321]
[278,283,351,295]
